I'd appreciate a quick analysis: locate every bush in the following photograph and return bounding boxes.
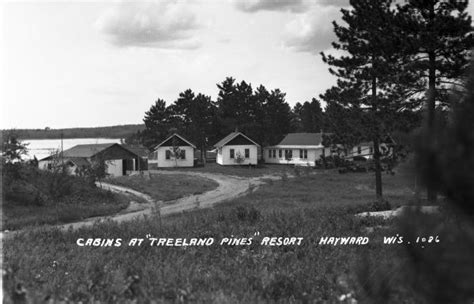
[3,162,101,206]
[234,205,261,223]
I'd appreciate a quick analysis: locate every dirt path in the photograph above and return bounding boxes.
[1,171,280,238]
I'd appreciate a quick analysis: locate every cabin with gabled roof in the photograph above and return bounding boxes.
[149,133,196,168]
[214,131,260,166]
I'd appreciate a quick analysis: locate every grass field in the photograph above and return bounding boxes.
[3,191,130,231]
[6,168,454,303]
[108,173,219,202]
[2,165,136,231]
[153,162,298,177]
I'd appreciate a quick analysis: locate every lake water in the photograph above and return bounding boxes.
[23,138,122,160]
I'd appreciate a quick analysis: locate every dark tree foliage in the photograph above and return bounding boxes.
[216,78,293,146]
[216,77,241,138]
[397,0,473,202]
[238,82,266,145]
[2,132,28,163]
[417,62,474,216]
[398,0,473,114]
[142,99,173,149]
[321,0,403,201]
[168,89,217,162]
[262,89,293,146]
[293,98,324,133]
[322,101,365,151]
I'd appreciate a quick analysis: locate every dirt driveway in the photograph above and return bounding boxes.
[1,171,281,238]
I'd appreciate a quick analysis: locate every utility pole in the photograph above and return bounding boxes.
[61,131,64,166]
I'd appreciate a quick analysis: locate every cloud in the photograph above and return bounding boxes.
[283,5,341,54]
[233,0,349,13]
[316,0,350,7]
[233,0,310,13]
[96,2,202,49]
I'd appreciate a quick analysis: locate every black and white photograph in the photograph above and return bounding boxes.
[1,0,474,303]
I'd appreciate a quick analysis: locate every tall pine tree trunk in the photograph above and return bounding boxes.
[425,2,437,204]
[201,143,206,165]
[372,74,383,201]
[373,136,383,200]
[426,50,438,203]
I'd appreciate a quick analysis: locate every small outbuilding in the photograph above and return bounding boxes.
[149,133,196,168]
[38,143,144,177]
[214,131,260,166]
[347,136,396,160]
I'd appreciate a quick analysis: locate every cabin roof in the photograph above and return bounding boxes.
[121,145,150,157]
[277,133,325,146]
[155,133,196,149]
[67,157,91,167]
[214,132,260,148]
[62,143,116,158]
[39,143,141,161]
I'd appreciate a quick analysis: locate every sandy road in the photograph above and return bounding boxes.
[1,171,280,238]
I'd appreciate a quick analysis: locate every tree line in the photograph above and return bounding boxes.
[2,124,145,140]
[126,78,401,156]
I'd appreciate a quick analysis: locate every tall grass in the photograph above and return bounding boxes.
[3,171,423,303]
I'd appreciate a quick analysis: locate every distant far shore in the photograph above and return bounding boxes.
[1,124,145,140]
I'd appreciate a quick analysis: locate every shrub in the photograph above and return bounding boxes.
[234,205,261,223]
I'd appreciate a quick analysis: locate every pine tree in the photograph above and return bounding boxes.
[321,0,403,202]
[293,98,324,133]
[397,0,473,202]
[169,89,217,163]
[262,89,293,146]
[142,99,171,149]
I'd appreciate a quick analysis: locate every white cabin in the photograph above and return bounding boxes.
[214,132,260,166]
[149,133,196,168]
[264,133,332,167]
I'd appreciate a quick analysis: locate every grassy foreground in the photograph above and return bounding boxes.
[153,162,296,178]
[6,170,462,303]
[3,191,130,231]
[108,173,219,202]
[2,165,131,231]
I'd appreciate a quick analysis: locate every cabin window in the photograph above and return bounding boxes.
[357,146,362,154]
[272,149,276,158]
[300,149,307,159]
[268,149,272,158]
[166,150,171,160]
[245,149,250,158]
[47,163,52,170]
[285,149,293,159]
[230,149,235,159]
[279,149,282,158]
[180,150,186,159]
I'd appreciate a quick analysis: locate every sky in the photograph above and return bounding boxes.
[1,0,473,129]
